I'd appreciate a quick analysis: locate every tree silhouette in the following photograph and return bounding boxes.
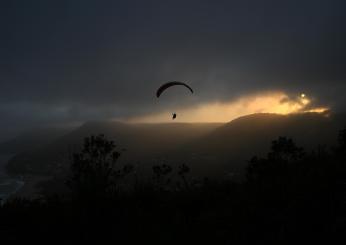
[178,163,190,190]
[337,128,346,152]
[152,164,172,190]
[268,136,305,161]
[3,130,346,244]
[247,136,305,182]
[67,134,132,200]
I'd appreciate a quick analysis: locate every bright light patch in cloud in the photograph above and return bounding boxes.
[129,91,329,123]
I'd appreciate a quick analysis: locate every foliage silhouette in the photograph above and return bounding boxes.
[178,163,190,190]
[67,134,133,200]
[1,130,346,244]
[246,136,305,183]
[152,164,172,190]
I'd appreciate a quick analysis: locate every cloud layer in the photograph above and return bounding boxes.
[1,0,345,139]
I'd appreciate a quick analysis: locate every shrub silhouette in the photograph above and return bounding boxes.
[67,134,132,200]
[2,130,346,244]
[178,163,190,190]
[246,136,304,183]
[152,164,172,190]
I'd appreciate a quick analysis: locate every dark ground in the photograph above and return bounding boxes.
[1,130,346,244]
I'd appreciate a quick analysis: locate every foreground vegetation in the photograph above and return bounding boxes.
[1,131,346,244]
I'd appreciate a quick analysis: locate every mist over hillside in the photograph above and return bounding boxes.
[4,122,221,176]
[182,112,344,176]
[2,112,344,181]
[0,127,74,155]
[195,112,341,158]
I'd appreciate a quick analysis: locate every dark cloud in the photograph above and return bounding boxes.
[1,0,346,140]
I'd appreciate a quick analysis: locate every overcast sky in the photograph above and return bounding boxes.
[1,0,345,140]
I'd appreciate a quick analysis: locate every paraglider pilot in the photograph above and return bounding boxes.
[156,81,193,120]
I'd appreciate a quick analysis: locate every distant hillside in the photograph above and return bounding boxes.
[5,122,222,175]
[171,112,344,177]
[4,112,346,179]
[201,112,340,153]
[0,127,74,155]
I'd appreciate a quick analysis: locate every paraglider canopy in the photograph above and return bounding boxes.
[156,81,193,98]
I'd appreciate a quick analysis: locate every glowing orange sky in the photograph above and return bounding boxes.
[129,91,329,123]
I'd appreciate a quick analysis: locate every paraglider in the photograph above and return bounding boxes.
[156,81,194,120]
[156,81,193,98]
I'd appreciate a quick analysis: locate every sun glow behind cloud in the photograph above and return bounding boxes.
[129,91,329,123]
